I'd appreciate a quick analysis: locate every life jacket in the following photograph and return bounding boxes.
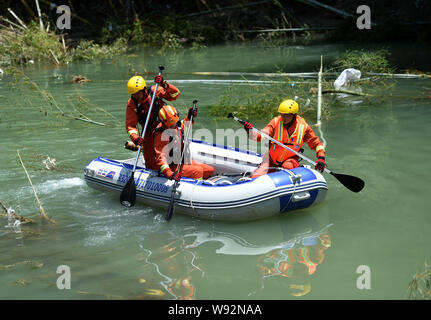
[131,87,165,126]
[154,122,185,165]
[269,115,308,165]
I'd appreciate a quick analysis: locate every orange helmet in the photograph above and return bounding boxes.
[158,105,179,128]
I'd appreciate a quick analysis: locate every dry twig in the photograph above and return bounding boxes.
[16,150,55,223]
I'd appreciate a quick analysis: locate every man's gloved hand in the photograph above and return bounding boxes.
[315,157,326,172]
[170,171,182,181]
[134,137,145,147]
[187,107,198,120]
[244,121,253,131]
[154,75,167,87]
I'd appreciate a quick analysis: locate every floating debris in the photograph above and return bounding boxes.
[0,200,34,224]
[42,156,57,170]
[72,75,92,83]
[14,279,32,286]
[0,260,43,271]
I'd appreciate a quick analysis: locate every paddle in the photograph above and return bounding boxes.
[165,100,198,221]
[120,65,165,207]
[228,113,365,193]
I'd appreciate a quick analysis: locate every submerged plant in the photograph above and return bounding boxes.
[3,67,116,128]
[406,262,431,300]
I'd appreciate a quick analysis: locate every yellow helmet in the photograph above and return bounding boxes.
[127,76,146,94]
[278,99,299,114]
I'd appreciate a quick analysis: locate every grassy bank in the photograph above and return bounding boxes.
[0,21,129,70]
[0,16,208,72]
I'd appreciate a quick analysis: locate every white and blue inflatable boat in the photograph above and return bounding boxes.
[84,140,328,221]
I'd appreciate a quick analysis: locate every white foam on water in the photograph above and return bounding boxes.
[37,177,85,194]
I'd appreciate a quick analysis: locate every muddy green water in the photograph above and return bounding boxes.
[0,42,430,300]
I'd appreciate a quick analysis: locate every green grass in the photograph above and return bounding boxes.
[0,21,129,69]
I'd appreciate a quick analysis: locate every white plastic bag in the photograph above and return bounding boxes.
[334,68,361,90]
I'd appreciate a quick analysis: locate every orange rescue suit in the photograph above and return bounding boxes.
[249,115,325,177]
[125,84,180,170]
[154,120,214,180]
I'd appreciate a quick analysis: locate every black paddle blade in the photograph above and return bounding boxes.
[227,113,234,119]
[120,173,136,207]
[330,172,365,193]
[166,201,175,221]
[165,181,179,221]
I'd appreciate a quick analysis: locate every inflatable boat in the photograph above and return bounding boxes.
[84,140,328,221]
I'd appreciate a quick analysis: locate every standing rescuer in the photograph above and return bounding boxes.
[154,105,214,181]
[126,74,181,170]
[243,99,326,178]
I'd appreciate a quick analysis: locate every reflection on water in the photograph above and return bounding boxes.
[137,231,205,300]
[137,209,332,299]
[251,225,331,297]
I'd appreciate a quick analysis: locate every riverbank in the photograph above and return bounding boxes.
[1,0,430,72]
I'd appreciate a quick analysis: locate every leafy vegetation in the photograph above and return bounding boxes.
[0,21,129,69]
[210,78,331,121]
[331,49,393,74]
[0,21,66,67]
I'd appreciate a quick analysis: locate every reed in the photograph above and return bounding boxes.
[406,262,431,300]
[4,67,116,127]
[16,150,54,223]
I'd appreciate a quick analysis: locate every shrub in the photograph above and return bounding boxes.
[332,49,393,74]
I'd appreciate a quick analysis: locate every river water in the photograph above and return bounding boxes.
[0,41,430,300]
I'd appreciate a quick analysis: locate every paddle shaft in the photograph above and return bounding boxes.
[229,113,365,193]
[131,67,164,172]
[230,115,331,173]
[165,100,198,221]
[178,101,198,172]
[120,66,164,207]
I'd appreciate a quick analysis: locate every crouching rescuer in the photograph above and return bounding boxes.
[243,99,326,178]
[154,105,214,181]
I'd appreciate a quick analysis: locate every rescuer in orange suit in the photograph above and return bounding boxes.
[154,105,214,181]
[243,99,326,178]
[126,74,181,170]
